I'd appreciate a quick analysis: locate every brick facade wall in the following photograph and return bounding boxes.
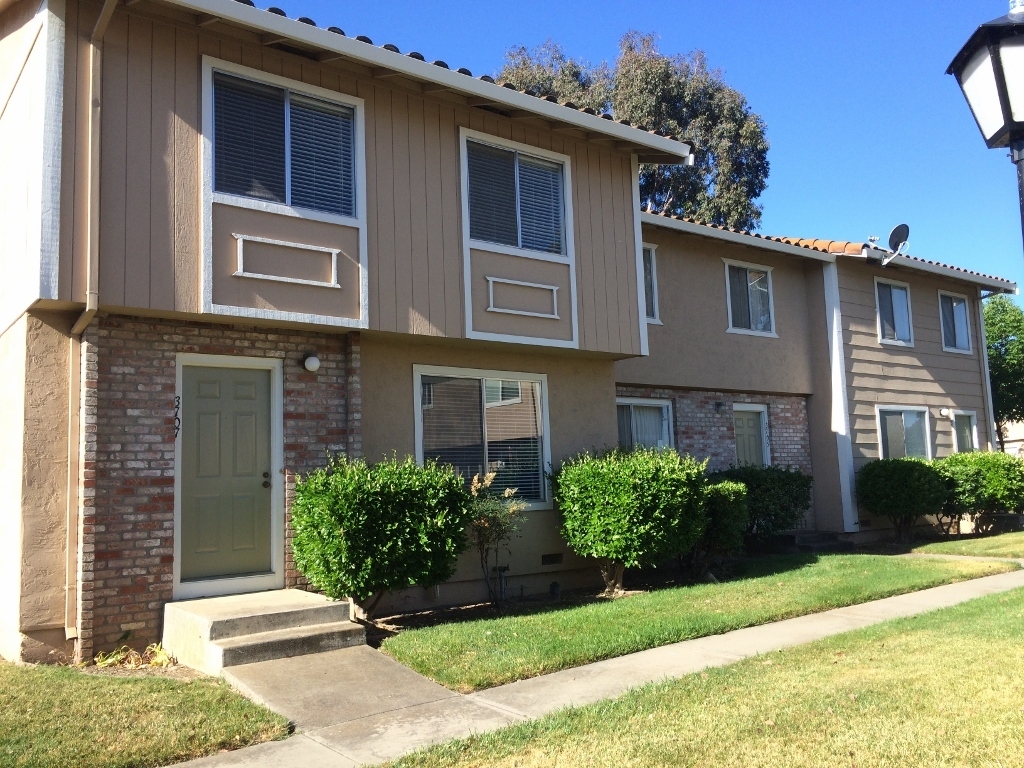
[76,314,360,660]
[616,384,812,475]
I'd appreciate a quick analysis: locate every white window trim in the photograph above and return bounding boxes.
[937,289,974,355]
[172,354,286,600]
[616,397,674,449]
[874,404,932,460]
[952,410,980,453]
[459,128,579,349]
[200,56,369,329]
[412,364,553,511]
[642,243,662,325]
[874,276,915,348]
[723,259,778,339]
[732,402,771,466]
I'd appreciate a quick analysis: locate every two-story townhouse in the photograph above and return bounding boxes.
[623,213,1016,536]
[0,0,1017,667]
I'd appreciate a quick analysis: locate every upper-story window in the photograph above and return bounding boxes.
[213,72,356,218]
[725,260,774,336]
[642,246,660,322]
[466,139,565,256]
[939,291,972,353]
[875,278,913,346]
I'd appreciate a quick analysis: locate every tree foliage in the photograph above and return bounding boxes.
[498,33,770,230]
[984,295,1024,450]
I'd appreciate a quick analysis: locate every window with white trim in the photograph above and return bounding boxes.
[419,373,546,500]
[213,72,356,217]
[642,246,659,321]
[466,140,565,255]
[617,399,673,450]
[939,292,972,352]
[726,262,773,334]
[953,412,978,452]
[876,280,913,345]
[878,408,930,459]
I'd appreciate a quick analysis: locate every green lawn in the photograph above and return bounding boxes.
[914,530,1024,559]
[392,587,1024,768]
[381,554,1014,692]
[0,663,289,768]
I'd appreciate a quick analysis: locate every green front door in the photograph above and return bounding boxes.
[181,366,273,582]
[734,409,766,467]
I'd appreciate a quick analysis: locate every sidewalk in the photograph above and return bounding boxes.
[175,561,1024,768]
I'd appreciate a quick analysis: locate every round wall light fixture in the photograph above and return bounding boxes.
[303,354,321,373]
[939,407,952,418]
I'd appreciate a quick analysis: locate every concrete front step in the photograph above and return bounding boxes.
[793,532,857,554]
[162,589,365,675]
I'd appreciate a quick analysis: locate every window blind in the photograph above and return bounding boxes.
[290,95,355,217]
[214,73,287,203]
[878,283,912,342]
[486,381,544,499]
[728,266,751,329]
[518,156,564,254]
[467,142,518,247]
[420,376,486,482]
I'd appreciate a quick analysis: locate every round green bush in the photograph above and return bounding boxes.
[554,448,707,593]
[934,451,1024,519]
[291,456,472,611]
[856,458,948,543]
[689,480,748,575]
[709,465,813,542]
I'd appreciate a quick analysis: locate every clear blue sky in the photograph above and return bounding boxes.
[278,0,1024,288]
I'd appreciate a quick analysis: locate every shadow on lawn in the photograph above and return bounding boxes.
[364,553,823,648]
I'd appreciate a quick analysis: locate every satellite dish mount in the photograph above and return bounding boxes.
[881,224,910,266]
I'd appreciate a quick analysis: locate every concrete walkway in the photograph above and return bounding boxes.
[175,561,1024,768]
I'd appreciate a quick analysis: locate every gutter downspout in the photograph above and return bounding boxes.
[65,0,118,645]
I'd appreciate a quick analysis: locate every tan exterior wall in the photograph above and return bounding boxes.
[0,316,28,660]
[360,333,619,610]
[838,260,993,473]
[58,0,642,355]
[617,226,822,394]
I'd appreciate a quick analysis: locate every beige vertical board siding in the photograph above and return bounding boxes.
[57,0,78,300]
[0,316,27,661]
[0,0,47,331]
[124,14,152,308]
[838,260,991,469]
[98,10,127,306]
[617,226,817,394]
[58,4,641,351]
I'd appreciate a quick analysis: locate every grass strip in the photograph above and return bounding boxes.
[0,664,289,768]
[914,530,1024,559]
[392,586,1024,768]
[381,554,1014,692]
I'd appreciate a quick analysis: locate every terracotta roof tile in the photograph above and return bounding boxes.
[643,211,1015,287]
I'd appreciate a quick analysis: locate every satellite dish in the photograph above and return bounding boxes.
[882,224,910,266]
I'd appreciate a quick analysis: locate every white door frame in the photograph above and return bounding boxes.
[173,354,286,600]
[733,402,771,466]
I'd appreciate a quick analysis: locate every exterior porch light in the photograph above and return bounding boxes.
[303,354,321,373]
[948,1,1024,250]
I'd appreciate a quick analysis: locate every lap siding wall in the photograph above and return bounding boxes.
[77,314,360,660]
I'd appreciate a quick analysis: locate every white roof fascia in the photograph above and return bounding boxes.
[640,212,836,263]
[850,249,1017,294]
[161,0,693,162]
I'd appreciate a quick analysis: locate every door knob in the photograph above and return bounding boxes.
[262,480,271,488]
[263,472,270,478]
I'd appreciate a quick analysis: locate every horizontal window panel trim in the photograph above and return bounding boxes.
[209,302,365,328]
[486,307,560,320]
[878,338,915,348]
[466,329,579,348]
[941,345,975,355]
[231,271,343,290]
[468,240,572,263]
[646,318,664,325]
[212,193,363,228]
[726,327,779,339]
[486,276,560,320]
[464,131,573,165]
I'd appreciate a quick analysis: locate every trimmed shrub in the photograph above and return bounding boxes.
[688,480,748,576]
[291,456,472,615]
[554,448,707,595]
[856,458,948,544]
[933,452,1024,533]
[709,465,813,542]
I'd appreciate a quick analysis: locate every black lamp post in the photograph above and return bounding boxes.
[948,2,1024,248]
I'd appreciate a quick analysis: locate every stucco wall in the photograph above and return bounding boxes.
[0,316,27,660]
[360,333,620,611]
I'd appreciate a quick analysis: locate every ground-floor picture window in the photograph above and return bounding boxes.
[733,404,770,466]
[617,398,673,450]
[953,412,978,453]
[878,407,930,459]
[416,368,547,501]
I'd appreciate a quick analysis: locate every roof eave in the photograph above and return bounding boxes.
[851,249,1017,293]
[158,0,693,162]
[640,213,836,262]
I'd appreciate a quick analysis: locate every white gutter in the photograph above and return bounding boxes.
[640,212,837,263]
[855,249,1017,295]
[160,0,691,163]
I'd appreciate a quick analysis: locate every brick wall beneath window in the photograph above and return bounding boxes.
[76,314,360,660]
[615,385,812,476]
